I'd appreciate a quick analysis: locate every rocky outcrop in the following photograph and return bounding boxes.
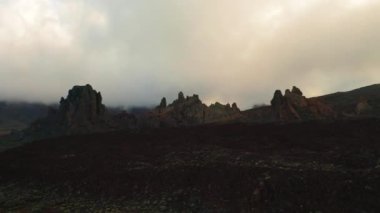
[291,86,303,96]
[58,84,106,128]
[155,97,167,114]
[178,92,185,102]
[271,90,284,119]
[159,97,167,108]
[270,86,335,121]
[9,83,380,146]
[152,92,207,126]
[150,92,242,127]
[28,85,109,137]
[207,102,241,123]
[25,88,242,136]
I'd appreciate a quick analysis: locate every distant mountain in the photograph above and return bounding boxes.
[0,101,51,135]
[315,84,380,117]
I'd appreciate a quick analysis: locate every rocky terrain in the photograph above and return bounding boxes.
[147,92,242,127]
[0,119,380,212]
[1,84,380,211]
[1,84,380,151]
[3,87,244,144]
[3,84,380,136]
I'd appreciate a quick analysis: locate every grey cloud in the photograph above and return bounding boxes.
[0,0,379,109]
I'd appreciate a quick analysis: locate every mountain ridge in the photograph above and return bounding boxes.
[1,83,380,145]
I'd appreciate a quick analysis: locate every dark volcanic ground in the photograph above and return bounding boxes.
[1,119,380,212]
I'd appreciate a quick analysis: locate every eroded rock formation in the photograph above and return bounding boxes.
[150,92,242,127]
[270,86,335,121]
[58,84,106,128]
[207,102,241,123]
[28,84,108,137]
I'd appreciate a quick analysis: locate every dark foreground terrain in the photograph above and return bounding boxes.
[1,119,380,212]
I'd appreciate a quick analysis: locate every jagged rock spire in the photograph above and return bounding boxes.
[58,84,105,126]
[160,97,167,108]
[271,90,284,107]
[291,86,303,96]
[178,92,185,102]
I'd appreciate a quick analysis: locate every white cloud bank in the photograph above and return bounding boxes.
[0,0,379,109]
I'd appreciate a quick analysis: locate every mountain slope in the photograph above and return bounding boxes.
[315,84,380,116]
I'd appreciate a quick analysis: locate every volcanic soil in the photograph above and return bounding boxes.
[1,119,380,212]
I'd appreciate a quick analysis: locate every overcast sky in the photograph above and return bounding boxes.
[0,0,379,109]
